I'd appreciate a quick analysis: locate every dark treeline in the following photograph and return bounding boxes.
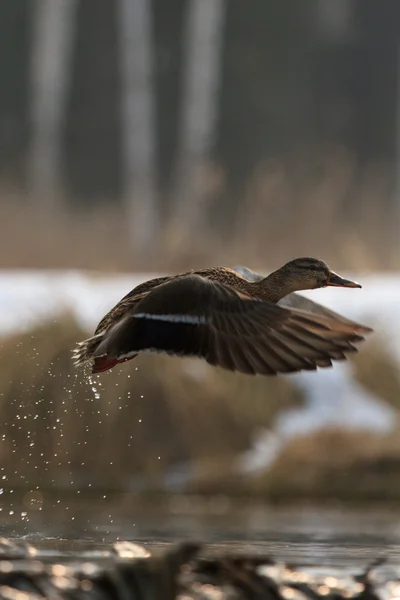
[0,0,399,206]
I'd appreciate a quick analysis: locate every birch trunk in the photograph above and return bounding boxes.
[171,0,226,234]
[395,45,400,245]
[29,0,77,211]
[118,0,158,256]
[315,0,352,41]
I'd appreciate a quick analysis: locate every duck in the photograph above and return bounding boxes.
[73,257,372,376]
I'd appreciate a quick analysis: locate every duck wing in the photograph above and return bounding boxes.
[94,275,173,335]
[93,275,372,376]
[233,265,264,282]
[279,292,361,325]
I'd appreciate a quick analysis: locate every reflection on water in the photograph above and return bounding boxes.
[1,497,400,566]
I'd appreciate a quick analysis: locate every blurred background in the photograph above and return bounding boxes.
[1,0,400,534]
[3,0,400,270]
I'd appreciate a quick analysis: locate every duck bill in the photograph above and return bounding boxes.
[327,271,361,288]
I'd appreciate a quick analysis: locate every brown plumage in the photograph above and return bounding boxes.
[72,258,372,376]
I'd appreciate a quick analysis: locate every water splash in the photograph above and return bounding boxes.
[87,374,101,400]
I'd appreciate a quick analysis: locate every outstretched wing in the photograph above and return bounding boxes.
[93,275,372,375]
[94,275,173,335]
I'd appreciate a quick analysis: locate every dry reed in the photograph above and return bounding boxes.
[0,315,303,492]
[1,154,397,272]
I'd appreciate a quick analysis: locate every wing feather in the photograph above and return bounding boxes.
[93,274,372,376]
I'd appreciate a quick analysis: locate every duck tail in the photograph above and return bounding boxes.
[91,355,137,374]
[73,333,137,374]
[72,333,104,367]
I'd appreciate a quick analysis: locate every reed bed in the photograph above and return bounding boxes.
[0,315,399,501]
[1,155,398,272]
[0,315,302,492]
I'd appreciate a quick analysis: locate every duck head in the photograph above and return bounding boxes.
[282,257,361,290]
[260,257,361,302]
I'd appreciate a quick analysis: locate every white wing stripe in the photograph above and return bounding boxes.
[134,312,206,325]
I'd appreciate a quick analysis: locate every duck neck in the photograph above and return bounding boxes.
[252,270,296,303]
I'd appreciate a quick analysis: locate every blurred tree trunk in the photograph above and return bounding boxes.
[170,0,226,237]
[29,0,77,211]
[118,0,159,257]
[315,0,352,41]
[396,44,400,244]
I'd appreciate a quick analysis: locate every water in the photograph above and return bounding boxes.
[1,500,400,566]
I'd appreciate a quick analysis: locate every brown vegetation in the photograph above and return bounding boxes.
[351,340,400,410]
[253,426,400,502]
[2,155,398,272]
[0,315,302,492]
[0,311,399,502]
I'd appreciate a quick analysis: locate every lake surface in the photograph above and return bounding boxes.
[2,498,400,566]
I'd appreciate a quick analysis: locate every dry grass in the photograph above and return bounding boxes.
[1,154,398,272]
[0,313,399,500]
[0,193,132,272]
[247,344,400,502]
[351,340,400,410]
[0,315,303,491]
[252,427,400,502]
[183,346,400,499]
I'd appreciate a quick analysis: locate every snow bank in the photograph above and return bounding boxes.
[0,269,397,337]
